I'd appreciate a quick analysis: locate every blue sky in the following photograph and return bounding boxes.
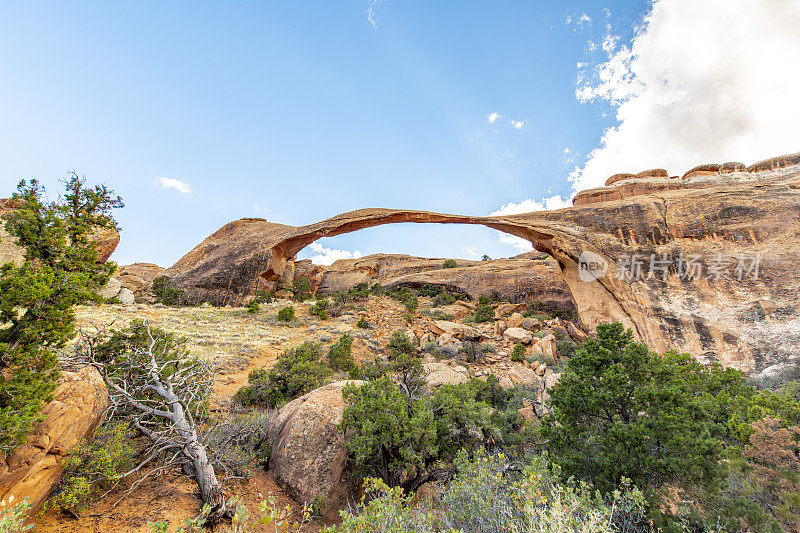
[2,1,798,266]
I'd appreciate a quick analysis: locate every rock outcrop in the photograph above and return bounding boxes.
[166,152,800,372]
[0,367,109,511]
[165,218,294,306]
[266,380,362,519]
[313,252,575,312]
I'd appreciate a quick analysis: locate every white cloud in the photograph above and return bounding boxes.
[462,245,477,258]
[367,0,384,27]
[308,242,362,266]
[563,147,570,154]
[566,11,592,31]
[155,177,191,195]
[510,120,525,129]
[489,195,572,251]
[570,0,800,193]
[487,112,500,123]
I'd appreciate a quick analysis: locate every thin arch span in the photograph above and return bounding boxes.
[261,208,642,339]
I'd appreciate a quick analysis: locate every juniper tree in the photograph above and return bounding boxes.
[0,173,123,452]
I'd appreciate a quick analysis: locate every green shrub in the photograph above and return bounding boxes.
[252,290,274,304]
[387,330,417,358]
[386,286,418,313]
[246,300,259,315]
[328,334,355,371]
[543,322,726,504]
[459,341,481,364]
[418,284,443,297]
[350,282,370,300]
[556,337,577,358]
[356,316,369,328]
[48,421,135,513]
[309,297,329,319]
[472,303,495,323]
[442,259,458,269]
[431,309,453,321]
[511,343,526,362]
[327,477,434,532]
[439,451,647,533]
[151,276,187,306]
[0,496,32,533]
[477,342,496,354]
[340,375,493,492]
[291,276,311,301]
[478,295,490,305]
[431,292,457,307]
[370,283,383,295]
[277,306,295,322]
[234,342,330,408]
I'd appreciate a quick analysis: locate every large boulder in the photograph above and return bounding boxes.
[0,366,109,511]
[267,380,363,518]
[429,320,481,340]
[504,327,533,344]
[98,277,122,300]
[423,362,469,391]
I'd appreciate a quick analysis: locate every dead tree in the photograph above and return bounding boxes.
[74,320,229,520]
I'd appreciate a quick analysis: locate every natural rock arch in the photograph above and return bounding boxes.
[166,152,800,372]
[262,207,651,340]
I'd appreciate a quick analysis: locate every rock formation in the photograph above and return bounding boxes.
[313,252,576,312]
[166,152,800,372]
[164,218,294,305]
[0,367,110,511]
[266,380,362,519]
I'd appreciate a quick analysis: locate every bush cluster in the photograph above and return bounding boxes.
[291,276,311,301]
[309,297,329,319]
[277,306,295,322]
[151,276,187,306]
[472,302,495,323]
[510,342,526,362]
[442,259,458,269]
[328,334,355,371]
[234,342,330,408]
[48,421,135,513]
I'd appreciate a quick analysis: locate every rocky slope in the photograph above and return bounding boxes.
[164,218,293,306]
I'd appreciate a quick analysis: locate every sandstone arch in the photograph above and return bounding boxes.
[166,152,800,372]
[261,207,642,341]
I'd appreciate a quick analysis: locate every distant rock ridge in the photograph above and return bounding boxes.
[575,151,800,206]
[310,252,576,313]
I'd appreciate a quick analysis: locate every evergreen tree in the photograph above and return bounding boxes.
[0,173,123,452]
[543,322,724,500]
